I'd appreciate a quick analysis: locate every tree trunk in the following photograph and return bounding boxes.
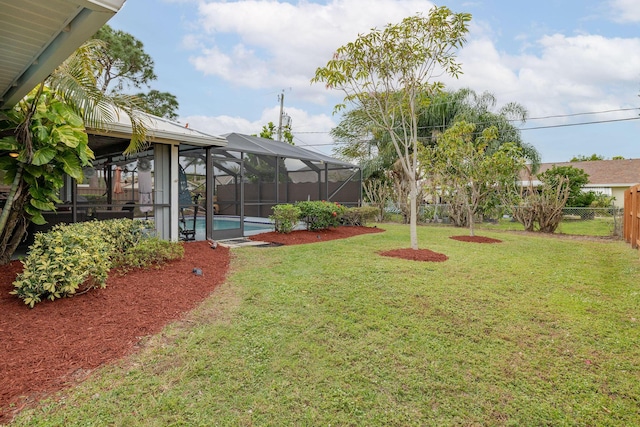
[0,212,29,265]
[409,179,418,250]
[0,166,23,236]
[0,176,30,265]
[467,203,475,237]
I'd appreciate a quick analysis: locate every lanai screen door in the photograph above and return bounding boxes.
[210,157,245,240]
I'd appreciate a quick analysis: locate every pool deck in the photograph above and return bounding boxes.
[215,238,271,248]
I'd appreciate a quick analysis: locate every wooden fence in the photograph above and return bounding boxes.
[624,185,640,250]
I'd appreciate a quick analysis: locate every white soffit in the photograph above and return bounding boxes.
[0,0,126,109]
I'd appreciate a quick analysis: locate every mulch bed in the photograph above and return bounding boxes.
[379,248,449,262]
[0,241,230,424]
[249,225,385,245]
[449,235,502,243]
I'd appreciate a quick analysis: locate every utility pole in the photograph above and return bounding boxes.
[277,90,284,142]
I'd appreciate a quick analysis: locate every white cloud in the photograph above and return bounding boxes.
[610,0,640,23]
[449,31,640,122]
[180,107,338,156]
[188,0,438,100]
[179,114,256,136]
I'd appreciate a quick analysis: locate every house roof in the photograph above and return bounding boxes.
[528,159,640,187]
[89,112,227,147]
[0,0,125,109]
[87,113,227,161]
[220,133,358,169]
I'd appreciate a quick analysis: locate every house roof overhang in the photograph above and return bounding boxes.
[0,0,126,109]
[87,112,228,160]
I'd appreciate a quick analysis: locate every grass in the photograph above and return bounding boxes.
[10,224,640,426]
[478,216,620,237]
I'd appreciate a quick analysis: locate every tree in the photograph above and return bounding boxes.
[331,88,540,177]
[313,7,471,250]
[427,121,525,236]
[0,40,149,265]
[256,121,294,145]
[510,165,588,233]
[538,165,589,207]
[93,25,156,94]
[570,153,605,162]
[362,175,393,222]
[93,25,180,120]
[135,90,179,120]
[512,172,571,233]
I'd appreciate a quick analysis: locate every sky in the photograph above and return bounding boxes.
[108,0,640,163]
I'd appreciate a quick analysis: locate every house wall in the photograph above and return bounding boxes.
[612,187,630,208]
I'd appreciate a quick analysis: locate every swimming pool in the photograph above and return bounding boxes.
[182,216,275,240]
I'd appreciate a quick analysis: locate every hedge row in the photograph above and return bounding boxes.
[270,201,378,233]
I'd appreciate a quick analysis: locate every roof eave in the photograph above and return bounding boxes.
[88,123,228,147]
[1,0,125,109]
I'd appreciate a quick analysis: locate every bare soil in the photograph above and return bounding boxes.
[0,226,392,423]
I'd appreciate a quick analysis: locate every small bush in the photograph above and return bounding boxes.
[270,204,301,233]
[114,238,184,272]
[341,206,378,226]
[295,200,346,231]
[12,218,157,307]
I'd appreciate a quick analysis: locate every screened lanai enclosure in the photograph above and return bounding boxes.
[180,133,362,240]
[8,128,362,245]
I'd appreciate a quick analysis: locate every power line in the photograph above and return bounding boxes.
[291,105,640,148]
[520,116,640,130]
[524,107,640,121]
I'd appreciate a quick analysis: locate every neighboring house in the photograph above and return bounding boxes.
[521,159,640,207]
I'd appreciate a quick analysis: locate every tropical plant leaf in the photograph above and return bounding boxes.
[30,198,55,211]
[57,151,83,180]
[32,147,57,166]
[32,124,50,143]
[29,212,47,225]
[0,156,17,170]
[0,136,19,151]
[52,125,82,148]
[22,164,44,178]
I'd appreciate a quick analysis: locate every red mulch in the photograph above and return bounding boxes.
[449,235,502,244]
[249,225,385,245]
[0,241,229,424]
[0,225,440,423]
[379,248,449,262]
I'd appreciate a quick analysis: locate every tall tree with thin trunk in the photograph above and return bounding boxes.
[93,25,179,120]
[313,7,471,249]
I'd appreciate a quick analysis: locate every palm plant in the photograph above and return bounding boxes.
[0,39,149,264]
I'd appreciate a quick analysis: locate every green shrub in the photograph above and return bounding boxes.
[295,200,346,230]
[270,204,301,234]
[113,238,184,272]
[341,206,378,226]
[11,218,156,307]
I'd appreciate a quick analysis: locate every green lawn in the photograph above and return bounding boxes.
[11,224,640,426]
[478,216,620,237]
